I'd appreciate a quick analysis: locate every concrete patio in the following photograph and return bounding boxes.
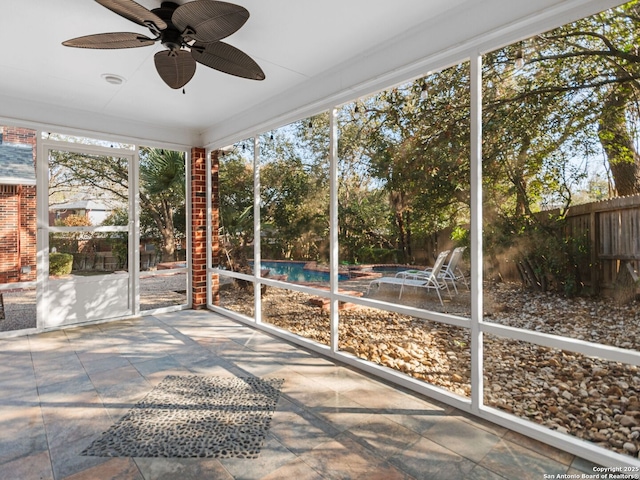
[0,310,602,479]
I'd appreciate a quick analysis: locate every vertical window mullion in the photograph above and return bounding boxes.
[330,108,339,352]
[131,147,140,315]
[254,137,262,324]
[470,51,484,414]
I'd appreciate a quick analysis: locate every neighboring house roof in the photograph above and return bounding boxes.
[0,143,35,186]
[50,200,110,211]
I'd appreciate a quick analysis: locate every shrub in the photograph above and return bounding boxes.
[517,225,588,296]
[356,246,399,264]
[50,253,73,276]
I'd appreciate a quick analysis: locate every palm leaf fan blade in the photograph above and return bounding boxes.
[154,50,197,89]
[172,0,249,43]
[62,32,155,49]
[191,41,264,80]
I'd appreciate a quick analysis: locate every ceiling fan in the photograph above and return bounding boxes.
[62,0,265,89]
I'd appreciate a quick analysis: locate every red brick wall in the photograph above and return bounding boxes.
[191,147,208,308]
[0,127,37,284]
[3,127,37,158]
[0,186,20,283]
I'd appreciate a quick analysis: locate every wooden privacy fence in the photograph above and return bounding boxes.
[492,195,640,293]
[411,195,640,295]
[564,194,640,293]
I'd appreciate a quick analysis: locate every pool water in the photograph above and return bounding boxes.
[371,265,415,276]
[259,261,348,283]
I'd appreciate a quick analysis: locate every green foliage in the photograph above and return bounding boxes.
[102,208,128,268]
[215,2,639,294]
[139,148,185,197]
[355,246,399,264]
[49,253,73,276]
[354,64,472,262]
[48,147,186,263]
[260,155,328,260]
[519,224,589,296]
[451,226,470,247]
[139,148,186,261]
[217,150,255,269]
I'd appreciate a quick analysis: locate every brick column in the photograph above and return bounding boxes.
[191,147,207,309]
[0,186,20,283]
[211,150,220,305]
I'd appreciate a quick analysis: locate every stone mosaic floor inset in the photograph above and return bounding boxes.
[81,375,284,458]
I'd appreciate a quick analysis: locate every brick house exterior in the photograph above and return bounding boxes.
[0,127,37,284]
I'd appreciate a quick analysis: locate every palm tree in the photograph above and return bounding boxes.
[139,147,186,262]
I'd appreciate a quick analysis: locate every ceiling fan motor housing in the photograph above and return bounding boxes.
[153,2,184,51]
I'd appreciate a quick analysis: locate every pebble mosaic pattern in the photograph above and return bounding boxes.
[81,375,284,458]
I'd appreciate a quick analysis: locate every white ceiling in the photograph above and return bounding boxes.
[0,0,624,148]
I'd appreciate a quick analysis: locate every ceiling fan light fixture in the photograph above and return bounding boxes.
[101,73,126,85]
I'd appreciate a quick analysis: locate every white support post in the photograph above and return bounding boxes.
[470,52,484,415]
[35,135,48,329]
[329,109,339,352]
[131,146,140,315]
[254,136,262,324]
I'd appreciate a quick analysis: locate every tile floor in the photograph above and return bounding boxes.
[0,310,601,479]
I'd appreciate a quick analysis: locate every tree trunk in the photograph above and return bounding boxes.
[389,190,408,261]
[513,135,531,218]
[160,226,175,262]
[405,210,412,259]
[394,210,406,260]
[598,85,640,197]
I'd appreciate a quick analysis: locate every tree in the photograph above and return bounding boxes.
[49,151,128,207]
[354,64,472,262]
[291,112,396,264]
[139,147,186,262]
[489,1,640,197]
[260,154,326,260]
[218,149,254,267]
[48,147,186,263]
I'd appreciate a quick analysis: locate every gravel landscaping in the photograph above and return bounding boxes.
[221,280,640,459]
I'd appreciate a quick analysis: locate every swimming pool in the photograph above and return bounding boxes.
[258,261,348,283]
[371,265,416,276]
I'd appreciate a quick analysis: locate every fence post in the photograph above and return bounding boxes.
[589,209,598,294]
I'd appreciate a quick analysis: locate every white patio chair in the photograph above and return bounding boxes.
[367,250,450,305]
[396,246,468,294]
